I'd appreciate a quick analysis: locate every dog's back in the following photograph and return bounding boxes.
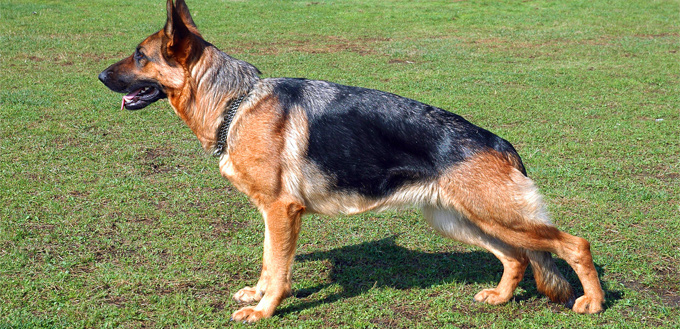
[266,78,526,197]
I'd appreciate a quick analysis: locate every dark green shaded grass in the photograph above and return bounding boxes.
[1,0,678,327]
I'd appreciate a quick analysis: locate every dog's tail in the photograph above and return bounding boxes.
[527,250,575,306]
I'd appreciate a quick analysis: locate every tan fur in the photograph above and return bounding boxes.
[219,94,286,203]
[169,49,245,150]
[212,86,309,321]
[433,151,603,312]
[422,205,530,304]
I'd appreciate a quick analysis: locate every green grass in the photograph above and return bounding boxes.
[1,0,678,327]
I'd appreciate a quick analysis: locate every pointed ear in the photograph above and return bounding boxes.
[164,0,200,40]
[164,0,176,37]
[175,0,201,36]
[162,0,204,64]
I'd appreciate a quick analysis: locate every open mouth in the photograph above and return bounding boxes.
[121,85,166,110]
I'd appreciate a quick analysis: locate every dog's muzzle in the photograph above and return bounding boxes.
[98,69,167,111]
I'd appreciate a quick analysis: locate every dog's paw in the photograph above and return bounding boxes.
[230,306,270,323]
[572,295,604,314]
[473,288,512,305]
[233,286,264,304]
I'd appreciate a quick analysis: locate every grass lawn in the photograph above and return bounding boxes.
[1,0,678,327]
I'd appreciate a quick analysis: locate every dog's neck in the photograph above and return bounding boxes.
[168,46,259,152]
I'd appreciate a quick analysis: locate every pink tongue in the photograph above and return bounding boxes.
[120,89,141,110]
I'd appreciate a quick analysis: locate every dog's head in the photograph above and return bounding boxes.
[98,0,204,110]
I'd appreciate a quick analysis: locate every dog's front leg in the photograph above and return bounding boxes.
[231,199,304,322]
[232,267,268,304]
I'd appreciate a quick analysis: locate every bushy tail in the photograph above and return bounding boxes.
[527,250,575,307]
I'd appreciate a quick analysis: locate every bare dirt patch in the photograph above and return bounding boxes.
[93,244,137,262]
[139,147,183,175]
[104,294,127,307]
[208,217,249,238]
[621,278,680,308]
[229,36,391,57]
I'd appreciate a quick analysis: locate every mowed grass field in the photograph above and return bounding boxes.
[1,0,678,327]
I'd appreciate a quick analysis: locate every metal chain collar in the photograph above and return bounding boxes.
[212,94,246,157]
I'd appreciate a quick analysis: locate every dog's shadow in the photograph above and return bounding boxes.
[280,236,619,314]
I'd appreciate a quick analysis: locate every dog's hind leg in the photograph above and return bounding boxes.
[231,198,305,322]
[438,151,604,313]
[423,206,529,305]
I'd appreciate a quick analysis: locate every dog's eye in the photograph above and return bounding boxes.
[134,49,146,62]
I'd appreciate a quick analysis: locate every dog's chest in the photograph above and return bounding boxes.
[216,97,289,205]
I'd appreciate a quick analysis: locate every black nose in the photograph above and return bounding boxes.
[98,70,108,84]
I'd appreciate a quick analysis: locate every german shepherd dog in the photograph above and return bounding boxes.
[99,0,605,322]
